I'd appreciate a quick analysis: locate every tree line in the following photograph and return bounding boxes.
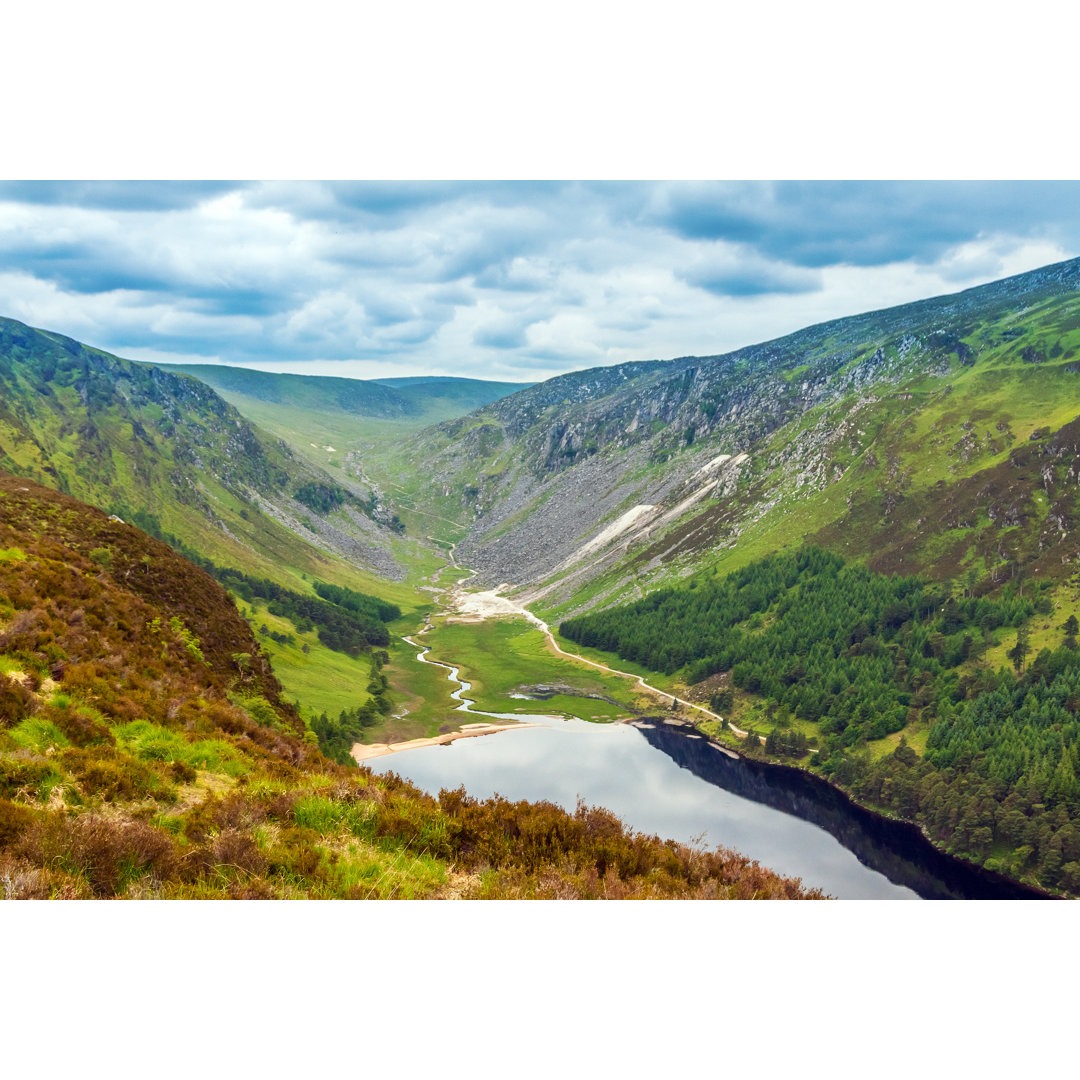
[560,546,1080,892]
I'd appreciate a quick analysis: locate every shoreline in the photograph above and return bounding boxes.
[376,552,1057,895]
[352,720,541,762]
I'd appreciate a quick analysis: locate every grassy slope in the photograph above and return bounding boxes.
[242,600,379,720]
[0,319,362,584]
[0,474,817,900]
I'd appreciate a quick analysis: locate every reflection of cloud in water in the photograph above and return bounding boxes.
[368,719,914,899]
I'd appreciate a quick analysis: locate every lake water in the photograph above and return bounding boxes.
[369,714,918,899]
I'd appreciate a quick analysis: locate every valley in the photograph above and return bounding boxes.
[4,254,1080,898]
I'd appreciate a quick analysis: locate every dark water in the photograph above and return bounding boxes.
[367,713,1040,899]
[637,721,1046,900]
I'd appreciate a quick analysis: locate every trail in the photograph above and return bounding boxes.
[452,585,756,741]
[444,556,759,741]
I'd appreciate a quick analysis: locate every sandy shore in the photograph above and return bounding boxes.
[352,720,540,762]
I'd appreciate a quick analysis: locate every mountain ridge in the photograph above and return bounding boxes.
[365,256,1080,619]
[157,362,532,421]
[0,315,412,584]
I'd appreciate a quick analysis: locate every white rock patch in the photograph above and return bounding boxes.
[574,504,656,561]
[695,452,731,476]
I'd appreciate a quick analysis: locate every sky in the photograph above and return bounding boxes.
[1,181,1078,384]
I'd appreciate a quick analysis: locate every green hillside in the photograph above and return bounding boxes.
[0,474,816,900]
[0,317,411,584]
[0,317,446,724]
[372,257,1080,618]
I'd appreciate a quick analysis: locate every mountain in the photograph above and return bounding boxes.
[0,316,410,588]
[0,473,817,899]
[380,257,1080,619]
[371,374,535,416]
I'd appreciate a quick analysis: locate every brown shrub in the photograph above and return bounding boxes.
[0,856,51,899]
[227,877,276,899]
[18,814,178,896]
[264,826,324,880]
[266,790,300,820]
[45,704,115,748]
[212,792,266,831]
[167,760,197,784]
[183,795,220,843]
[210,828,267,876]
[0,759,58,801]
[61,745,172,803]
[0,799,38,849]
[0,673,35,728]
[0,854,90,899]
[0,608,43,650]
[180,827,269,885]
[98,696,143,723]
[60,661,111,694]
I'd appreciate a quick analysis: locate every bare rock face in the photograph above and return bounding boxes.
[401,256,1080,612]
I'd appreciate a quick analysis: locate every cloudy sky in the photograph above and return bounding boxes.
[1,180,1078,384]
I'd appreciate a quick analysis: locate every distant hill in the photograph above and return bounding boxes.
[159,364,413,417]
[161,363,530,424]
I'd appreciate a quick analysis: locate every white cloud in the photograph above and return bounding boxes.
[0,183,1078,381]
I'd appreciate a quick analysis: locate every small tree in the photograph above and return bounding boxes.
[1008,625,1030,674]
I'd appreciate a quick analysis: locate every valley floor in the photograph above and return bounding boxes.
[367,550,1069,898]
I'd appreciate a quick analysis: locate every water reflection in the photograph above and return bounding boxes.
[637,721,1046,900]
[367,715,916,899]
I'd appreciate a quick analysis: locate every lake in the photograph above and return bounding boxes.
[366,641,1046,899]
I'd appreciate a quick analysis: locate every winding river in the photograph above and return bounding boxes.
[366,633,1046,899]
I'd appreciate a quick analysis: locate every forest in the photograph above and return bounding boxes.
[223,571,398,655]
[561,547,1080,893]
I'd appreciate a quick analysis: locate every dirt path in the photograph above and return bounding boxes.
[450,582,757,741]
